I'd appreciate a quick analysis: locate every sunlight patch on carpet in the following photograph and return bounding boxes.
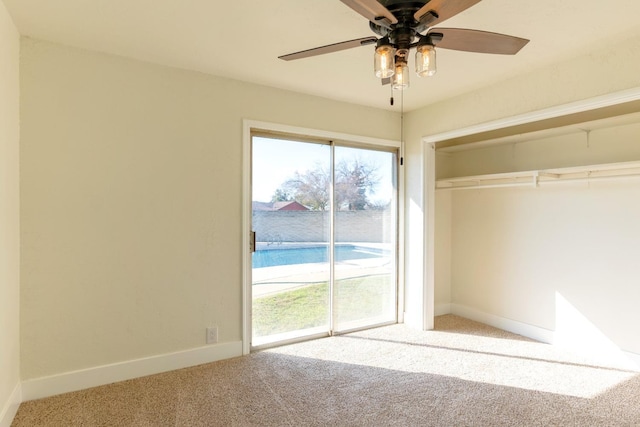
[267,321,638,399]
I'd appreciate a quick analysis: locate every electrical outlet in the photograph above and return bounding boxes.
[206,326,218,344]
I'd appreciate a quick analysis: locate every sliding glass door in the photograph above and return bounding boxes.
[251,135,397,348]
[333,146,397,331]
[251,138,331,346]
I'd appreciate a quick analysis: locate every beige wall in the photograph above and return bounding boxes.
[433,190,451,309]
[408,32,640,138]
[404,30,640,335]
[445,122,640,178]
[19,39,399,380]
[0,0,20,418]
[440,120,640,356]
[450,129,640,354]
[16,9,640,386]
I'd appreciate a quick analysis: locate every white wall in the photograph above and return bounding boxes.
[0,0,21,424]
[19,39,399,382]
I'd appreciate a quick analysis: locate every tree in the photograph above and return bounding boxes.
[279,163,331,210]
[335,158,380,211]
[273,158,380,211]
[270,188,293,203]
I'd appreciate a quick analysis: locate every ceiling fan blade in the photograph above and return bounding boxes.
[415,0,482,27]
[279,37,378,61]
[341,0,398,28]
[430,28,529,55]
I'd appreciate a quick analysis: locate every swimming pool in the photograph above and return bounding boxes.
[252,244,387,268]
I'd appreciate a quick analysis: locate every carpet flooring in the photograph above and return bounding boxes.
[12,315,640,426]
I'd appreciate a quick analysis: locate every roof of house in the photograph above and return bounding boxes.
[252,201,309,211]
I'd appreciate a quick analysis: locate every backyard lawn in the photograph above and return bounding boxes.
[252,274,392,336]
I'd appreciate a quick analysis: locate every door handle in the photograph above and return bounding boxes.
[250,231,256,253]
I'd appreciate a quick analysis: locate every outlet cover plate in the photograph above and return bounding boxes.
[206,326,218,344]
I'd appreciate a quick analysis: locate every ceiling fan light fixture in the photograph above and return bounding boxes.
[391,59,409,90]
[416,42,437,77]
[374,37,395,78]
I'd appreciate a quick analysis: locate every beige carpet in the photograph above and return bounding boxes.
[12,315,640,426]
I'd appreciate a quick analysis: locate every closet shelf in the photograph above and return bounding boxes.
[436,160,640,191]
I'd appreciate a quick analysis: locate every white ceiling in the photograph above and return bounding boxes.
[5,0,640,112]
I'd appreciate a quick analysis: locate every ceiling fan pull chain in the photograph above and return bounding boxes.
[400,89,404,166]
[390,83,394,106]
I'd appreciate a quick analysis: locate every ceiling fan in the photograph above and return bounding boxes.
[279,0,529,90]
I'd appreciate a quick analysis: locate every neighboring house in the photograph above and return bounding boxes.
[272,201,308,211]
[252,201,309,211]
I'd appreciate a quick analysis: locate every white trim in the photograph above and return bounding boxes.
[21,341,242,401]
[423,142,436,330]
[243,120,400,149]
[434,303,452,316]
[436,160,640,191]
[242,120,253,355]
[0,383,21,427]
[422,87,640,146]
[396,145,406,324]
[450,304,640,371]
[450,303,555,344]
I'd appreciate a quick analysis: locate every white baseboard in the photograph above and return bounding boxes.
[0,383,21,427]
[450,303,555,344]
[623,351,640,370]
[22,340,243,402]
[450,304,640,371]
[402,311,421,330]
[434,303,452,317]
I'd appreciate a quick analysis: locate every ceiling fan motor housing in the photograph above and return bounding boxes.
[370,0,435,48]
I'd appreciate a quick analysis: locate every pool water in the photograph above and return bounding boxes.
[252,245,386,268]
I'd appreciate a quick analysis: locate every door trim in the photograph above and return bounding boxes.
[242,119,401,355]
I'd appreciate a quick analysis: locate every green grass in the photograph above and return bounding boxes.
[252,274,393,337]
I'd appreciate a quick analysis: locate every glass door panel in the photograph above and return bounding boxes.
[251,135,398,348]
[251,137,331,347]
[333,146,397,331]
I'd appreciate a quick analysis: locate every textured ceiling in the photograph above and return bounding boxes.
[5,0,640,111]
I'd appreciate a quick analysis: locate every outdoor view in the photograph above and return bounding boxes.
[252,136,397,347]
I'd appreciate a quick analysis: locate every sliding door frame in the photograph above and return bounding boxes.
[242,120,403,355]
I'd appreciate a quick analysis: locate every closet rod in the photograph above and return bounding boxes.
[437,171,640,191]
[438,181,534,191]
[537,172,640,186]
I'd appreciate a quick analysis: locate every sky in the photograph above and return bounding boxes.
[252,136,394,205]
